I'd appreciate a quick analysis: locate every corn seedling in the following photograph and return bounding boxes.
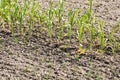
[9,1,18,36]
[99,21,105,49]
[107,22,120,55]
[0,1,10,28]
[0,0,119,55]
[89,23,98,48]
[68,9,76,40]
[19,1,29,36]
[38,10,45,24]
[54,0,64,39]
[87,0,92,20]
[48,0,54,20]
[77,18,84,43]
[59,23,65,39]
[46,0,54,38]
[27,1,39,36]
[54,0,63,24]
[76,14,88,44]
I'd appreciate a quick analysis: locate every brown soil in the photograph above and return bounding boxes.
[0,0,120,80]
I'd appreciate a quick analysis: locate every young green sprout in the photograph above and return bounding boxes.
[89,23,98,48]
[54,0,64,39]
[0,0,118,56]
[28,0,39,36]
[99,21,105,49]
[89,0,92,19]
[19,1,29,37]
[46,0,54,38]
[68,9,76,41]
[107,22,120,55]
[77,13,89,43]
[55,0,63,24]
[77,18,84,42]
